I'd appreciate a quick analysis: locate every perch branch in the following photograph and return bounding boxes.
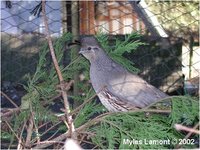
[18,121,26,149]
[31,107,171,149]
[25,114,34,148]
[31,106,40,144]
[174,123,200,135]
[32,95,191,149]
[175,122,200,148]
[41,0,75,139]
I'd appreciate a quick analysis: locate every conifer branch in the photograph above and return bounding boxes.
[41,0,75,139]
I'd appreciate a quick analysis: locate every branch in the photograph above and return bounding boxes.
[18,121,26,149]
[25,114,34,148]
[4,121,21,146]
[1,108,20,118]
[32,132,68,149]
[175,122,200,148]
[1,91,21,109]
[41,0,75,139]
[32,112,112,149]
[31,107,170,149]
[174,123,200,135]
[31,94,192,149]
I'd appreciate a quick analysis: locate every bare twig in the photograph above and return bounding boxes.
[46,130,60,141]
[32,113,40,144]
[39,121,62,140]
[41,0,75,138]
[33,132,68,149]
[56,80,74,93]
[36,141,65,145]
[141,109,171,113]
[1,108,20,118]
[1,91,20,109]
[17,138,23,150]
[30,121,61,144]
[174,123,200,135]
[37,121,51,129]
[42,93,62,106]
[17,121,26,150]
[41,0,70,113]
[175,122,200,148]
[63,80,74,91]
[4,121,21,143]
[25,114,34,147]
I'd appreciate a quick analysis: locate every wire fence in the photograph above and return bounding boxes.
[1,1,199,96]
[1,1,199,149]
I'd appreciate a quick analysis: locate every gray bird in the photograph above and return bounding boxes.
[79,36,168,112]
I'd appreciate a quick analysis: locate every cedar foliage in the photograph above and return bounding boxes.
[1,32,199,149]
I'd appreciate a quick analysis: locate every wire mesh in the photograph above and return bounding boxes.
[1,1,199,149]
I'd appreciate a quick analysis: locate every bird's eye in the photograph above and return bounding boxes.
[88,47,91,50]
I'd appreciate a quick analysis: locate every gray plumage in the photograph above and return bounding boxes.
[79,36,168,112]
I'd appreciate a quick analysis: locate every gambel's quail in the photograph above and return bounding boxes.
[79,36,168,112]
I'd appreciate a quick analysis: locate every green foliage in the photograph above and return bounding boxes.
[95,32,110,52]
[2,32,199,149]
[113,32,144,55]
[74,101,104,128]
[96,32,145,73]
[87,96,199,149]
[8,111,29,147]
[3,33,75,147]
[170,96,199,126]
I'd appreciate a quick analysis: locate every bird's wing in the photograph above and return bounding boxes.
[98,87,141,111]
[107,71,168,108]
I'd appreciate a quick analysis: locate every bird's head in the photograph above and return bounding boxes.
[79,36,102,62]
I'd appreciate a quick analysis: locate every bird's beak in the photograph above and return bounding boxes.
[79,48,84,54]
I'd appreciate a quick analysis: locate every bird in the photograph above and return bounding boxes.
[79,36,169,112]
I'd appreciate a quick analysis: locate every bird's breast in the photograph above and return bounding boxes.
[90,64,107,92]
